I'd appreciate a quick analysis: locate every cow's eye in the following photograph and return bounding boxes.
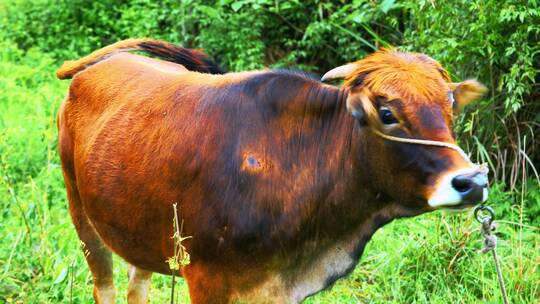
[379,108,398,125]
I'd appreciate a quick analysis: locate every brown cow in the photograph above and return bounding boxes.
[56,39,488,303]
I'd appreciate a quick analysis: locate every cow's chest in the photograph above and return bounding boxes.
[231,228,370,303]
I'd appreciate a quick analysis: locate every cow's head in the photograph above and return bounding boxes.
[322,49,488,212]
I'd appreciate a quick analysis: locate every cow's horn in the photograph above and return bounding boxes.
[321,63,357,81]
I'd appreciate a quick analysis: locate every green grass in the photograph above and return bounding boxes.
[1,43,539,303]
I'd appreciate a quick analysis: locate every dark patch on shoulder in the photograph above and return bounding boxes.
[240,152,266,172]
[247,156,259,167]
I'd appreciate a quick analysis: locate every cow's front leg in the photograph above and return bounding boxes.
[183,263,230,304]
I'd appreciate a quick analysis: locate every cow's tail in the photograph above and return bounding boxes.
[56,38,225,79]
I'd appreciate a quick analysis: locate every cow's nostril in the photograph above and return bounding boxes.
[451,175,473,193]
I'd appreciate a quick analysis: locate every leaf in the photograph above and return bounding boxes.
[231,2,244,12]
[347,11,367,24]
[53,266,68,284]
[197,5,220,19]
[380,0,396,13]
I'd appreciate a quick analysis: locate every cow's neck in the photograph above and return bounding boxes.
[277,85,419,300]
[287,85,389,237]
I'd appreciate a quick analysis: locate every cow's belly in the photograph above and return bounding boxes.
[81,192,176,274]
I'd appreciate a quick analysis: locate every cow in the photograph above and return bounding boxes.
[56,39,488,303]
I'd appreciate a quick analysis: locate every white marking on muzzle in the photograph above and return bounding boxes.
[428,167,488,207]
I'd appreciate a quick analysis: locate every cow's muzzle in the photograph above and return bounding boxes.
[428,167,488,208]
[451,171,488,204]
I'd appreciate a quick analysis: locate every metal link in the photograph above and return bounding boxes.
[473,204,509,304]
[474,205,495,225]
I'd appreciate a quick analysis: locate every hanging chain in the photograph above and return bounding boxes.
[474,205,509,304]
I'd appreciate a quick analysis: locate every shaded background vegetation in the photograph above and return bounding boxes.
[0,0,538,303]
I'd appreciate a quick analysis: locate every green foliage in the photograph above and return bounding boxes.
[402,0,540,189]
[194,3,267,70]
[0,0,539,303]
[0,44,78,302]
[0,0,404,71]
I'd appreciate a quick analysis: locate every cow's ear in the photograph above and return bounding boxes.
[346,88,378,127]
[321,63,358,82]
[450,79,487,110]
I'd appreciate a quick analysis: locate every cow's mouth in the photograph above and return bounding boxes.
[443,202,479,211]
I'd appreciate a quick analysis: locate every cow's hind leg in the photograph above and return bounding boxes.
[65,178,116,303]
[127,265,153,303]
[184,263,230,304]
